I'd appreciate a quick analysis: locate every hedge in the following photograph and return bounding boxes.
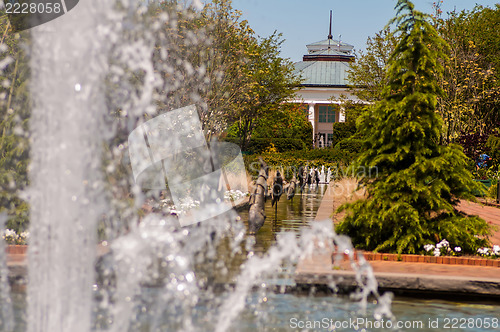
[243,148,356,181]
[334,138,364,154]
[222,137,306,154]
[331,121,356,147]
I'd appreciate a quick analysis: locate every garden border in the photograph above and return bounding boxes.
[359,252,500,267]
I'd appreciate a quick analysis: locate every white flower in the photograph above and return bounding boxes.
[424,244,435,252]
[5,229,17,238]
[224,190,249,201]
[3,229,20,244]
[454,247,461,252]
[438,239,449,247]
[478,248,490,255]
[492,245,500,255]
[433,248,441,257]
[436,243,442,249]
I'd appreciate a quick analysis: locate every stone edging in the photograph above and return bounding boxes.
[358,252,500,267]
[332,251,500,267]
[6,245,27,255]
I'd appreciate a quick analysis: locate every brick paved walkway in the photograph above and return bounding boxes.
[457,200,500,245]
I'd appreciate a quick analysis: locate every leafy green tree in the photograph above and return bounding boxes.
[177,0,258,140]
[250,103,312,148]
[99,0,302,225]
[106,0,257,143]
[232,31,302,151]
[330,101,366,145]
[0,13,30,232]
[347,26,398,102]
[336,0,491,254]
[349,4,500,145]
[435,4,500,143]
[145,0,300,147]
[444,4,500,81]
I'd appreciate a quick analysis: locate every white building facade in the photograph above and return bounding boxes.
[290,37,362,148]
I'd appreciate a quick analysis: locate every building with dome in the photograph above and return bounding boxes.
[290,13,363,148]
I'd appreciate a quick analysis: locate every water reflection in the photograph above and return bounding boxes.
[204,184,328,285]
[238,184,327,254]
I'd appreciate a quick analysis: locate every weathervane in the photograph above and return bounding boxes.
[328,10,333,48]
[328,10,333,39]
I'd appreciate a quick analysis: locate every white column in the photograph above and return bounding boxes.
[339,106,346,123]
[308,103,315,147]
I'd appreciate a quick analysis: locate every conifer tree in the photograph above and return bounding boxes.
[336,0,491,254]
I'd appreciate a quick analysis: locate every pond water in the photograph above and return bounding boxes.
[9,283,500,331]
[238,184,328,254]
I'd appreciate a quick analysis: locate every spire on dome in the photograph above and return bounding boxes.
[327,10,333,40]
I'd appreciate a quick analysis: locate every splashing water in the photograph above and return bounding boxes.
[27,1,115,331]
[0,1,394,331]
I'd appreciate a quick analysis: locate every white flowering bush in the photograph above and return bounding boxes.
[2,229,29,245]
[224,190,248,202]
[477,245,500,258]
[156,191,248,216]
[423,239,462,257]
[424,239,500,258]
[158,197,201,216]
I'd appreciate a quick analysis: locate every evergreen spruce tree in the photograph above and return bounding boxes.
[336,0,491,254]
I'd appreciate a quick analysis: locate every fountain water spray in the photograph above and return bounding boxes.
[27,1,115,331]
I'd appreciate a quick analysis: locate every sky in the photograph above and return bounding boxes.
[227,0,499,63]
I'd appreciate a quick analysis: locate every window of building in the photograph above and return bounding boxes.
[327,133,334,146]
[318,105,336,123]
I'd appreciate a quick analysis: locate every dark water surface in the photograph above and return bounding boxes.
[238,184,328,254]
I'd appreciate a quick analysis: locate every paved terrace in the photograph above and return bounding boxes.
[296,181,500,299]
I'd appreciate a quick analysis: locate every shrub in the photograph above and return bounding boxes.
[243,148,355,181]
[331,121,356,146]
[334,138,363,154]
[222,137,305,154]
